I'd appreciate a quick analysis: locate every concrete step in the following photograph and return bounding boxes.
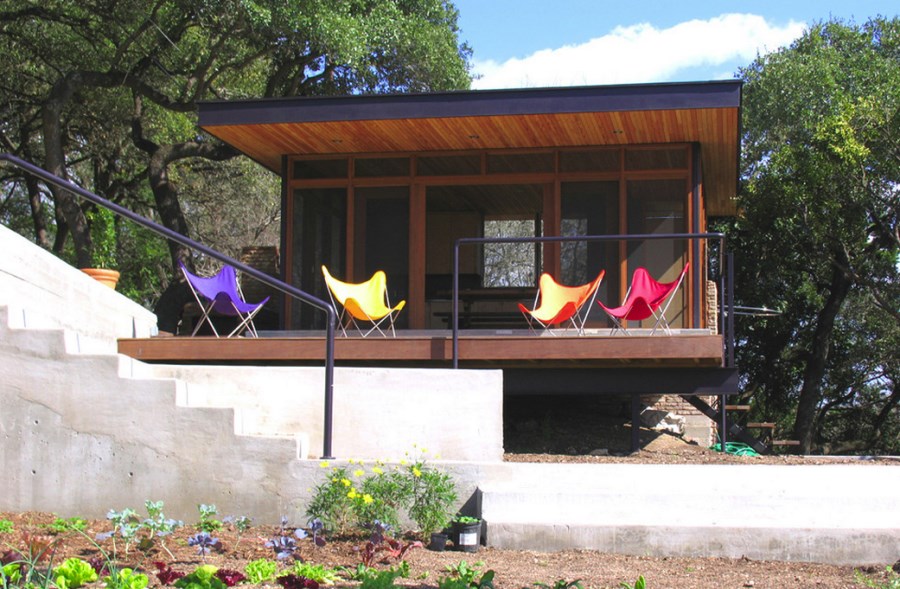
[478,462,900,564]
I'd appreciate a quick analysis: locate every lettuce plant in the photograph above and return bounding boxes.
[244,559,278,584]
[103,567,149,589]
[174,565,226,589]
[153,562,185,586]
[53,557,99,589]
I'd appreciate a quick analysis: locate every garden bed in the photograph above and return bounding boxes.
[0,511,892,589]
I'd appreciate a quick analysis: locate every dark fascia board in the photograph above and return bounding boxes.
[198,80,742,128]
[503,367,740,396]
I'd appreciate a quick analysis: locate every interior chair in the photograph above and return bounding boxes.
[179,262,269,338]
[321,266,406,337]
[518,270,605,335]
[598,262,690,335]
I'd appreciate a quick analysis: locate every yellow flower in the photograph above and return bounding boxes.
[341,478,351,487]
[399,459,407,466]
[372,467,384,475]
[363,494,374,504]
[319,461,330,468]
[354,469,365,478]
[412,467,422,477]
[347,489,358,499]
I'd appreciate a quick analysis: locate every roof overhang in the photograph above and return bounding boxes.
[198,80,741,216]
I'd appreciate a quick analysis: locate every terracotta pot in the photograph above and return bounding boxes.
[81,268,121,290]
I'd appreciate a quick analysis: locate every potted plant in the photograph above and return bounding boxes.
[450,515,482,553]
[80,207,120,289]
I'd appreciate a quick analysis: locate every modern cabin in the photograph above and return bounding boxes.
[123,81,744,447]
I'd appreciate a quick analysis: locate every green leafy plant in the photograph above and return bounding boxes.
[53,557,99,589]
[46,517,88,535]
[174,565,226,589]
[99,508,142,557]
[196,505,222,533]
[855,567,900,589]
[0,520,13,534]
[1,562,23,587]
[222,516,252,548]
[244,559,278,585]
[357,569,404,589]
[535,581,584,589]
[103,568,149,589]
[86,206,118,269]
[306,466,367,535]
[407,460,457,537]
[619,575,646,589]
[142,501,183,559]
[452,516,480,525]
[440,561,494,589]
[290,563,341,585]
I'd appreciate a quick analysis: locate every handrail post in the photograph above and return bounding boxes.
[321,308,336,459]
[452,240,460,369]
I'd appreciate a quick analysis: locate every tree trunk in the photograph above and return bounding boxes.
[24,172,50,248]
[793,253,854,453]
[43,75,93,267]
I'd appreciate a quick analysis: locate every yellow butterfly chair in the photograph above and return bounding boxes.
[321,266,407,337]
[518,270,605,335]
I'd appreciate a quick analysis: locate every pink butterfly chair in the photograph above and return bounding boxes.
[598,263,690,335]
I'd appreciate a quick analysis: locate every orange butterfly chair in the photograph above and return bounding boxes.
[518,270,605,335]
[597,263,690,335]
[321,266,406,337]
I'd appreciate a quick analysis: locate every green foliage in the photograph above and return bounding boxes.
[307,450,458,537]
[103,568,148,589]
[534,581,584,589]
[53,558,98,589]
[0,520,13,534]
[736,16,900,453]
[855,567,900,589]
[86,207,117,269]
[619,575,646,589]
[196,505,222,533]
[173,565,226,589]
[46,517,88,535]
[288,563,341,585]
[440,561,495,589]
[243,559,278,585]
[357,569,405,589]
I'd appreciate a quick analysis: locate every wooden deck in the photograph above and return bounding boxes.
[118,330,725,368]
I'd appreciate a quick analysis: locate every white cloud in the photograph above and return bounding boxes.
[471,14,807,89]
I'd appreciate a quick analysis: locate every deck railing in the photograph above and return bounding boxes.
[0,154,339,459]
[452,233,735,369]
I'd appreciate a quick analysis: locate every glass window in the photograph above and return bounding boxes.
[559,150,619,173]
[354,157,410,177]
[354,187,410,328]
[292,158,348,179]
[624,147,687,170]
[486,152,554,174]
[626,179,688,328]
[290,188,346,329]
[416,154,481,176]
[560,181,620,323]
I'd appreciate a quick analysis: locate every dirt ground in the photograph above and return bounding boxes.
[1,510,895,589]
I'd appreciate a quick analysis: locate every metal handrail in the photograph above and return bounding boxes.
[452,232,734,368]
[0,153,339,459]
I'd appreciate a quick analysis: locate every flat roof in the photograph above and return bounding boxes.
[198,80,741,215]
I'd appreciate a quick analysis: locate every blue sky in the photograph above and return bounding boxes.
[452,1,898,88]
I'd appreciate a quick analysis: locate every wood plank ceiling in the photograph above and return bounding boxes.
[199,82,741,216]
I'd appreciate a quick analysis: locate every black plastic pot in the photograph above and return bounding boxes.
[428,532,449,551]
[452,520,481,553]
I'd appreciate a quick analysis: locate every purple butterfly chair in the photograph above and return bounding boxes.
[180,262,269,337]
